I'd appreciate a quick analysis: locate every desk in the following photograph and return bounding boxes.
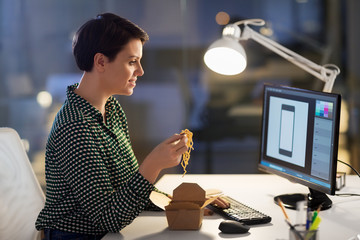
[103,174,360,240]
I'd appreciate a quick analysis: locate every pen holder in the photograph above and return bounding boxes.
[289,224,318,240]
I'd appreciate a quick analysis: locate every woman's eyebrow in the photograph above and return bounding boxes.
[128,54,140,58]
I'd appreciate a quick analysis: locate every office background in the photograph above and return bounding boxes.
[1,0,359,188]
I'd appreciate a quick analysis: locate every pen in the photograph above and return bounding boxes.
[306,211,312,230]
[309,216,321,231]
[311,211,318,223]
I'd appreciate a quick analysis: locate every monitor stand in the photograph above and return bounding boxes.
[274,188,332,211]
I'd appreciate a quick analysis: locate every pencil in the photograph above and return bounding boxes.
[277,198,290,222]
[316,204,322,213]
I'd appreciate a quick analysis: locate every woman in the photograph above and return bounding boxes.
[35,13,189,239]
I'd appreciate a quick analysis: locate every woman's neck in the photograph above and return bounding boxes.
[74,73,109,118]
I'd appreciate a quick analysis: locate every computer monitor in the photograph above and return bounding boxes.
[258,84,341,211]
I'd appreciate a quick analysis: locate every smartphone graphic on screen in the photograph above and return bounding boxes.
[279,104,295,157]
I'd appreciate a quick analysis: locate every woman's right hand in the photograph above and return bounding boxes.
[139,133,189,183]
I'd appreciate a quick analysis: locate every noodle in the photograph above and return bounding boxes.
[180,129,194,176]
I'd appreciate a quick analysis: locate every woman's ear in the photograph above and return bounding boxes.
[93,53,106,72]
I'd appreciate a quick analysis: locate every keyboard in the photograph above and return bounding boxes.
[207,195,272,225]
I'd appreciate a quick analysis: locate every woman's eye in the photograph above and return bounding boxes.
[129,60,136,65]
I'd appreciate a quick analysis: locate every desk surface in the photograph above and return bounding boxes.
[103,174,360,240]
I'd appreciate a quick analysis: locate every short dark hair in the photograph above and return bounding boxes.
[72,13,149,72]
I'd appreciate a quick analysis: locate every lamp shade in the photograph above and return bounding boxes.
[204,36,247,75]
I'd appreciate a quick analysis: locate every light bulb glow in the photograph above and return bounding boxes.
[204,47,247,75]
[37,91,53,108]
[204,37,247,76]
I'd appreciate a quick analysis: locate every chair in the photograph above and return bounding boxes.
[0,128,45,240]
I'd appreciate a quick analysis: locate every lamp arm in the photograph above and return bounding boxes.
[240,25,340,92]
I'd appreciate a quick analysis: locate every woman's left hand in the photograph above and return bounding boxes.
[210,196,230,209]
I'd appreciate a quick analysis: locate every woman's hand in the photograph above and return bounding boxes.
[139,134,188,183]
[211,197,230,209]
[204,197,230,216]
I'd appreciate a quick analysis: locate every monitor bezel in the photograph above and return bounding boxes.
[258,84,341,195]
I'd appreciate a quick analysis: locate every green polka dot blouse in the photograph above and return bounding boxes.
[35,84,154,235]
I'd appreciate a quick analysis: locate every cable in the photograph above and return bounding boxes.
[335,193,360,197]
[337,159,360,177]
[335,160,360,197]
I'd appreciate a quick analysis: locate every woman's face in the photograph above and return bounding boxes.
[103,38,144,96]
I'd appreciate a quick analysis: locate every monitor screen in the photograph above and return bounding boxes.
[258,84,341,210]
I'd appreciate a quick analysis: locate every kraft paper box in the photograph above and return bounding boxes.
[165,182,217,230]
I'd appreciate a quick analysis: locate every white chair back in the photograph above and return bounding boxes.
[0,128,45,240]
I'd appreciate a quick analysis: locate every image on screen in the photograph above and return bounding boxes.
[279,104,295,157]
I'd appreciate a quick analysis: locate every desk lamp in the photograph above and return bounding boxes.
[203,19,340,93]
[204,19,342,210]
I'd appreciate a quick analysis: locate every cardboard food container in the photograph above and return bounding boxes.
[165,182,217,230]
